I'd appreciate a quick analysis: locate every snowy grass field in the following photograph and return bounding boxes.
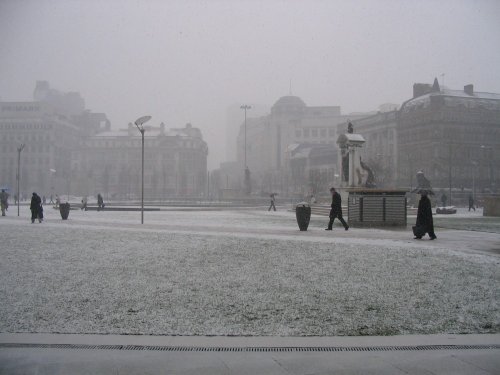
[432,208,500,234]
[0,207,499,336]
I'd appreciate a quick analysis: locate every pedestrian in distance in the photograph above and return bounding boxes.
[42,195,46,205]
[413,191,436,240]
[55,195,60,208]
[30,192,43,223]
[325,187,349,231]
[97,193,105,211]
[49,194,54,204]
[81,196,88,211]
[268,193,277,211]
[38,201,44,222]
[440,192,447,207]
[0,189,9,216]
[468,194,475,212]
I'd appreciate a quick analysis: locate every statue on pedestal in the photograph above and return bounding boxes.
[337,123,369,188]
[359,158,376,188]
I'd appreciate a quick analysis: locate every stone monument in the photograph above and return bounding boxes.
[337,122,408,227]
[337,123,366,188]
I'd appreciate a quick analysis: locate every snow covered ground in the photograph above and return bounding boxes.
[432,207,500,234]
[0,207,498,336]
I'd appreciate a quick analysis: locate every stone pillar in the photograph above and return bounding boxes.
[337,133,365,188]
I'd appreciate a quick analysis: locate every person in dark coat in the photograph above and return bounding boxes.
[468,194,475,212]
[97,193,104,211]
[268,193,277,211]
[326,187,349,231]
[0,189,9,216]
[415,191,436,240]
[30,192,42,223]
[440,193,447,207]
[81,196,88,211]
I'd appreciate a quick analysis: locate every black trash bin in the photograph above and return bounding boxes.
[295,202,311,231]
[59,202,70,220]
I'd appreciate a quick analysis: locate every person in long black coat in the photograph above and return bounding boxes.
[468,194,475,212]
[326,187,349,231]
[415,191,436,240]
[268,193,277,211]
[97,193,105,211]
[30,192,42,223]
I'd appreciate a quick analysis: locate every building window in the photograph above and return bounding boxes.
[312,129,318,137]
[295,129,301,138]
[303,129,310,137]
[328,128,335,137]
[320,129,326,137]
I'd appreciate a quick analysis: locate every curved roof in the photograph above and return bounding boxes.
[272,95,306,109]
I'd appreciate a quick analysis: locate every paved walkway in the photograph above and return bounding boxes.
[1,333,499,374]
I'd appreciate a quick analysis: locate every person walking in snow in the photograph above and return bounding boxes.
[268,193,277,211]
[468,194,475,212]
[30,192,43,223]
[440,192,447,207]
[326,187,349,231]
[414,191,436,240]
[97,193,104,211]
[0,189,9,216]
[81,196,88,211]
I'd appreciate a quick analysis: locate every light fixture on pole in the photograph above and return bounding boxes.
[135,115,152,224]
[16,144,25,216]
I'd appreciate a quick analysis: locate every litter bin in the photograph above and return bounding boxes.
[295,202,311,231]
[59,202,70,220]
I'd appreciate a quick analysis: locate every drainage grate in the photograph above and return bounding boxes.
[0,343,499,352]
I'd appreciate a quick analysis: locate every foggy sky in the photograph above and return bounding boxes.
[1,0,500,169]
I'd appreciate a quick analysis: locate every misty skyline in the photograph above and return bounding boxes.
[1,0,500,169]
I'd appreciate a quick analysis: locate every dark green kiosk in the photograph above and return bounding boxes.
[346,188,408,227]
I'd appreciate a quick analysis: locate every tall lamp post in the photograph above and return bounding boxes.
[135,115,152,224]
[16,144,25,216]
[240,105,251,194]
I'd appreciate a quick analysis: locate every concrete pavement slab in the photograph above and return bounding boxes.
[1,334,499,375]
[2,347,500,375]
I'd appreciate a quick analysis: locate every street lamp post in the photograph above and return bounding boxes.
[448,142,452,206]
[16,144,25,216]
[240,105,251,168]
[240,105,251,195]
[135,116,152,224]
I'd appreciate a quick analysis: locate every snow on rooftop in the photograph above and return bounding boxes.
[402,88,500,112]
